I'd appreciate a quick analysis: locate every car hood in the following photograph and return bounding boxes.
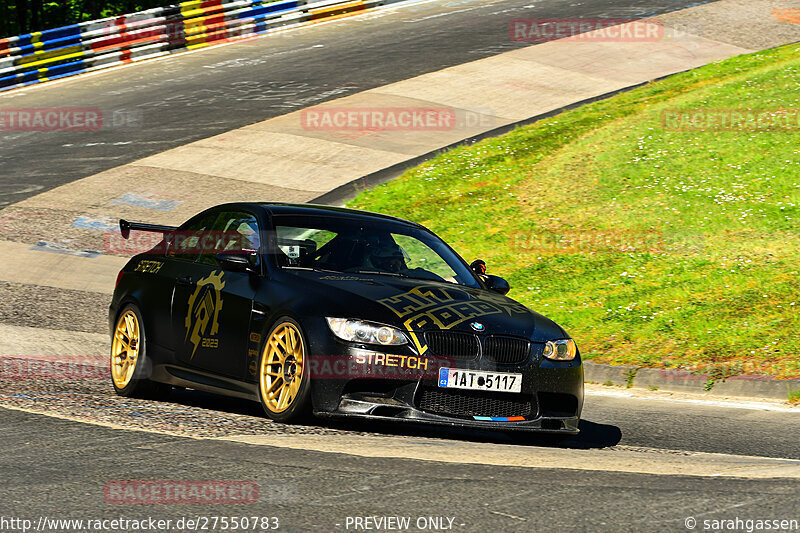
[279,270,567,342]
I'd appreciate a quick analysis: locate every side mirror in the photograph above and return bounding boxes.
[484,274,510,295]
[215,253,257,273]
[470,259,487,277]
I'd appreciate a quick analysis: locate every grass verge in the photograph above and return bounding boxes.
[348,44,800,378]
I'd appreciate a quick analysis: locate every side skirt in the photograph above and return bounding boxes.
[151,364,259,401]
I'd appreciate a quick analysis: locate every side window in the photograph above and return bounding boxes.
[274,226,337,268]
[197,211,261,266]
[167,212,220,262]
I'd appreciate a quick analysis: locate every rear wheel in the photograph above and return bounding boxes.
[111,304,169,398]
[257,318,311,422]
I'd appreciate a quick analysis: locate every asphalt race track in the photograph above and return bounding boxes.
[1,0,712,206]
[1,368,799,531]
[1,406,795,533]
[1,0,800,531]
[0,390,799,532]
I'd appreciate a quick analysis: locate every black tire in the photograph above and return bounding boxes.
[110,303,170,399]
[256,316,312,423]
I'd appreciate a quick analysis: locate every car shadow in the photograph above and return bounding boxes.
[164,387,622,449]
[558,419,623,449]
[320,417,622,449]
[167,388,265,417]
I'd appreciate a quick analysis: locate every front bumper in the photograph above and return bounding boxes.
[306,322,584,434]
[317,399,581,434]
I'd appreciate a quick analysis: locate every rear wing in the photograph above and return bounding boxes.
[119,219,177,240]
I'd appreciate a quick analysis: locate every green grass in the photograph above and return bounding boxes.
[349,44,800,379]
[789,388,800,404]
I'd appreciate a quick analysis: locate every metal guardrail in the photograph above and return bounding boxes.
[0,0,400,92]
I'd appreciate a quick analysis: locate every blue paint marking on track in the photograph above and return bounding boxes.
[72,216,120,233]
[30,241,101,258]
[110,193,181,211]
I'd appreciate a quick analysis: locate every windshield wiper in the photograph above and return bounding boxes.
[347,270,407,277]
[283,266,342,274]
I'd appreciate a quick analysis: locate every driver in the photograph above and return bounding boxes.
[369,239,446,282]
[370,240,407,273]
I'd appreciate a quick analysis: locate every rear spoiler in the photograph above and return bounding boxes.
[119,219,177,240]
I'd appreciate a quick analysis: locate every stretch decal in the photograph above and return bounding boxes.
[354,352,429,370]
[134,259,164,274]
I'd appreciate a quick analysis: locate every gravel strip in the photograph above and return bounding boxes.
[0,282,110,334]
[0,376,391,439]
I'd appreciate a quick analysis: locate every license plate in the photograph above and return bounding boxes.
[438,368,522,393]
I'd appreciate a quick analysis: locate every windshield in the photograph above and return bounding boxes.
[269,214,480,288]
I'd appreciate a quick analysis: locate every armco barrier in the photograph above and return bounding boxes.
[0,0,402,92]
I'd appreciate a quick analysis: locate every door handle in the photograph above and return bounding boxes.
[177,276,192,286]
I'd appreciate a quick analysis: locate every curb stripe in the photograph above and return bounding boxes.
[0,0,399,92]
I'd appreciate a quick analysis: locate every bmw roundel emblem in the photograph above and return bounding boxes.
[470,322,485,332]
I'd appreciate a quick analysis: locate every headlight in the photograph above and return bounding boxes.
[542,339,577,361]
[325,317,407,346]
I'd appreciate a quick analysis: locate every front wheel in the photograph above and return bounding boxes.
[257,318,311,422]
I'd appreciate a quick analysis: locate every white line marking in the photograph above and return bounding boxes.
[586,386,798,412]
[489,511,527,521]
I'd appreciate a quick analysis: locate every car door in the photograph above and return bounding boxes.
[159,210,220,354]
[171,210,261,380]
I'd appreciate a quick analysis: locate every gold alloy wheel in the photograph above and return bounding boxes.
[111,310,140,389]
[260,322,305,413]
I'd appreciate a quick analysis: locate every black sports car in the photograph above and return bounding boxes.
[109,203,583,433]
